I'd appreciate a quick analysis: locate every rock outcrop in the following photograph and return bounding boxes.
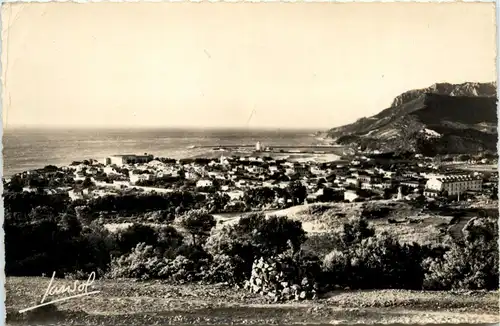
[327,82,497,155]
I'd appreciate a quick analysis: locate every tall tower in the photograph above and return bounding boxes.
[256,141,262,152]
[397,186,403,200]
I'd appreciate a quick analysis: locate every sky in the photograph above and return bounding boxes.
[1,2,496,130]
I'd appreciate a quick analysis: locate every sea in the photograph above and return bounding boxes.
[2,127,324,178]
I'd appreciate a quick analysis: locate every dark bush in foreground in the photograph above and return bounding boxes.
[204,213,307,282]
[423,217,499,290]
[322,217,428,290]
[107,243,209,282]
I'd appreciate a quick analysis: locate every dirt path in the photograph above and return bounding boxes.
[6,277,499,325]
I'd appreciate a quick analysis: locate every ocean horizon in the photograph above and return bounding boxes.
[2,127,326,178]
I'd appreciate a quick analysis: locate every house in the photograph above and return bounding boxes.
[425,174,483,196]
[361,182,373,190]
[130,171,153,184]
[103,166,121,176]
[423,189,441,198]
[344,190,359,202]
[345,177,359,186]
[105,154,154,166]
[68,189,84,201]
[74,171,86,181]
[269,166,279,173]
[226,190,244,200]
[208,171,226,180]
[185,171,201,180]
[196,179,213,188]
[400,180,422,189]
[307,188,324,202]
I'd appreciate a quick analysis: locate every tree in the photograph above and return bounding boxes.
[341,217,375,248]
[115,223,158,255]
[155,226,184,258]
[207,193,230,213]
[6,175,24,192]
[177,209,216,246]
[243,187,276,209]
[82,177,94,189]
[286,181,307,205]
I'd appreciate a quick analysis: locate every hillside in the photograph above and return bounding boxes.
[327,82,497,155]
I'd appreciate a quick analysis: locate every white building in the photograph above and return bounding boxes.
[255,141,262,152]
[68,189,85,201]
[130,171,153,184]
[105,154,154,166]
[424,174,483,197]
[196,179,213,188]
[344,190,359,202]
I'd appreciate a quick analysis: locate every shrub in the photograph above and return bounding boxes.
[202,254,246,284]
[233,213,307,256]
[301,233,342,258]
[155,226,185,258]
[114,224,158,255]
[339,217,375,249]
[204,213,307,283]
[423,217,499,290]
[107,243,162,280]
[158,255,199,283]
[322,218,426,290]
[107,242,210,282]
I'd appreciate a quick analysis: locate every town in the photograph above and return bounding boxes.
[6,143,498,215]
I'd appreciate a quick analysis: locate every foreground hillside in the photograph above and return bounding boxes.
[327,82,497,154]
[217,200,488,247]
[6,277,499,325]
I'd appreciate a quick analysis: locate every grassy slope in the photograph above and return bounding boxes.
[262,200,451,245]
[6,277,500,325]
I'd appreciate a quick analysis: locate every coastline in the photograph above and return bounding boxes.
[6,277,499,325]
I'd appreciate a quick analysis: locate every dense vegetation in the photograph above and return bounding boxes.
[4,190,498,299]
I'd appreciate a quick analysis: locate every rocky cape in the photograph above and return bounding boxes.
[327,82,498,155]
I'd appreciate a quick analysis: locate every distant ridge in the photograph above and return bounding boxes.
[327,82,497,155]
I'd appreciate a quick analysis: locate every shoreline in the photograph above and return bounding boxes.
[6,277,499,325]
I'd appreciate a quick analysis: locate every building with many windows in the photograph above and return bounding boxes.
[105,154,154,166]
[424,174,482,197]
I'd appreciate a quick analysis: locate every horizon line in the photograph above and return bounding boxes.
[3,124,330,132]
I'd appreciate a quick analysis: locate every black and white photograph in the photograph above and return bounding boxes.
[2,2,499,325]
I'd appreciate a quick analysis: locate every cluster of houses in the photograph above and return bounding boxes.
[10,152,497,207]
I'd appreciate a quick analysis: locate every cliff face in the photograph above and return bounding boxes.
[390,82,497,107]
[327,82,497,155]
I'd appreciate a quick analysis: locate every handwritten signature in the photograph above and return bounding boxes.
[19,271,100,313]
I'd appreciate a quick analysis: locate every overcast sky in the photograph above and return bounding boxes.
[1,2,496,130]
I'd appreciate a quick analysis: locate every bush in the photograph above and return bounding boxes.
[107,243,161,280]
[423,217,499,290]
[202,254,246,284]
[204,213,307,283]
[114,224,159,255]
[158,255,200,283]
[322,218,426,290]
[107,243,207,282]
[339,217,375,249]
[301,233,342,258]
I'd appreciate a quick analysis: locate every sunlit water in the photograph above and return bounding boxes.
[3,127,322,177]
